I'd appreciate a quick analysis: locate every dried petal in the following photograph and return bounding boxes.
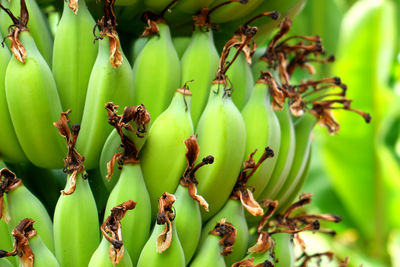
[238,189,263,216]
[156,193,176,253]
[209,218,237,256]
[248,231,273,253]
[0,169,22,220]
[68,0,78,14]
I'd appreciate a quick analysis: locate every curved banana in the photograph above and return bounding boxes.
[272,233,295,267]
[0,259,13,267]
[180,9,219,127]
[140,88,193,217]
[172,36,191,59]
[241,73,281,199]
[0,218,60,267]
[76,0,135,170]
[2,3,66,169]
[190,218,236,267]
[89,200,136,267]
[0,218,16,266]
[130,36,148,65]
[8,0,54,64]
[173,136,213,264]
[133,14,180,121]
[258,104,296,201]
[0,0,10,37]
[0,32,26,163]
[53,112,99,267]
[102,103,152,265]
[274,113,315,208]
[209,0,262,23]
[136,193,185,267]
[52,0,98,125]
[0,168,54,253]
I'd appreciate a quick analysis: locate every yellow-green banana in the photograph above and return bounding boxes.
[180,9,219,127]
[2,3,66,169]
[7,0,54,65]
[241,74,281,199]
[0,218,60,267]
[190,218,236,267]
[140,88,193,217]
[137,193,185,267]
[174,136,213,264]
[52,0,98,125]
[130,36,148,64]
[89,200,136,267]
[258,103,295,201]
[76,0,135,170]
[133,14,180,121]
[0,32,26,163]
[53,112,99,267]
[0,168,54,253]
[172,36,191,59]
[272,234,295,267]
[209,0,261,23]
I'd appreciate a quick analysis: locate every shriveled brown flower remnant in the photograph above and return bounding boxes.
[156,192,176,253]
[180,135,214,211]
[104,102,150,179]
[230,147,274,216]
[53,110,86,195]
[140,0,178,37]
[0,218,37,267]
[0,168,22,222]
[297,251,334,267]
[209,217,237,256]
[101,200,137,265]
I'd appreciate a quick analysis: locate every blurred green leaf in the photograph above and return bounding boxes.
[318,0,397,258]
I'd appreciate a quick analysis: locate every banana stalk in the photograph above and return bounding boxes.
[52,0,98,125]
[1,1,66,168]
[0,32,26,163]
[173,136,213,264]
[76,0,135,169]
[140,88,193,217]
[103,103,152,265]
[136,193,185,267]
[53,112,99,267]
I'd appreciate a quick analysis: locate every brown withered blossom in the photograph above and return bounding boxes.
[156,192,176,253]
[209,217,237,256]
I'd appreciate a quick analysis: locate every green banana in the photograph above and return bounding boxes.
[76,0,135,170]
[7,0,54,65]
[143,0,171,13]
[172,0,215,15]
[0,258,13,267]
[241,73,281,199]
[46,6,60,37]
[172,36,191,59]
[272,234,295,267]
[0,168,54,253]
[180,9,219,127]
[102,103,152,265]
[53,112,99,267]
[130,36,148,64]
[2,2,66,169]
[136,193,185,267]
[258,103,295,201]
[0,32,26,163]
[173,136,214,264]
[190,218,236,267]
[274,113,315,208]
[209,0,262,23]
[0,213,16,266]
[52,0,99,125]
[89,200,136,267]
[140,88,193,217]
[0,218,60,267]
[0,0,9,37]
[133,13,181,121]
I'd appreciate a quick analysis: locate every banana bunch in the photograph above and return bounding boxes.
[0,0,372,266]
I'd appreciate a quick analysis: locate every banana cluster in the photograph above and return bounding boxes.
[0,0,370,266]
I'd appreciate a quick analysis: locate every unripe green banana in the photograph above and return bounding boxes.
[52,0,99,125]
[172,0,214,15]
[241,74,281,199]
[0,32,26,163]
[0,169,54,253]
[141,89,193,217]
[0,0,10,37]
[130,37,148,64]
[190,218,237,267]
[0,258,13,267]
[7,0,54,65]
[195,81,246,221]
[209,0,262,23]
[137,193,185,267]
[173,136,213,264]
[89,200,136,267]
[180,13,219,126]
[133,17,181,121]
[172,36,191,59]
[76,1,135,169]
[226,48,254,110]
[0,218,60,267]
[53,112,99,267]
[274,113,315,208]
[258,104,296,201]
[272,233,295,267]
[2,5,66,168]
[0,218,15,266]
